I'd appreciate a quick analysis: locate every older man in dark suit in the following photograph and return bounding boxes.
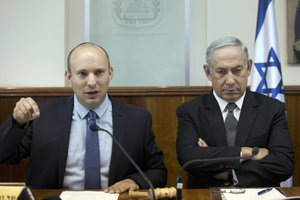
[176,37,294,188]
[0,42,167,193]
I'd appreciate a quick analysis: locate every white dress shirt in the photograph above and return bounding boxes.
[63,94,113,189]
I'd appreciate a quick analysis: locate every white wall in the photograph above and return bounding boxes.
[0,0,65,87]
[0,0,299,87]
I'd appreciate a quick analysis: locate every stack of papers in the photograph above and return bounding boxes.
[220,188,286,200]
[60,191,119,200]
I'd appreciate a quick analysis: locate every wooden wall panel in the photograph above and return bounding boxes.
[285,93,300,187]
[0,86,299,188]
[146,96,184,186]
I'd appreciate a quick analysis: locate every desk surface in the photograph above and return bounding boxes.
[32,187,300,200]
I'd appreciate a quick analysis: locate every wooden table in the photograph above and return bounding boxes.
[32,187,300,200]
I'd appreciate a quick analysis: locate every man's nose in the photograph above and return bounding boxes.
[225,72,235,84]
[87,74,96,87]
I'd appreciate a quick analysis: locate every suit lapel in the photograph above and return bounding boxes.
[108,98,126,185]
[235,91,259,146]
[204,92,228,146]
[57,96,74,187]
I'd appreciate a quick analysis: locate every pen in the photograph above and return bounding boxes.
[257,187,273,195]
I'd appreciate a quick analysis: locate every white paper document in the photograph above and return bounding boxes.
[220,188,286,200]
[60,191,119,200]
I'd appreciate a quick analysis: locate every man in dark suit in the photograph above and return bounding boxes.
[176,37,294,188]
[0,42,167,193]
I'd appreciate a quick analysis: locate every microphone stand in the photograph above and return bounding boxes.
[90,123,156,200]
[176,147,259,200]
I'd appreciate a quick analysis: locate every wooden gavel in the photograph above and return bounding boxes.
[129,187,176,199]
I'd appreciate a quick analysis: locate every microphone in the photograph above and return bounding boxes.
[175,147,259,200]
[17,187,36,200]
[89,123,156,200]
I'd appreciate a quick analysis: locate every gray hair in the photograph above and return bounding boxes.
[206,37,249,68]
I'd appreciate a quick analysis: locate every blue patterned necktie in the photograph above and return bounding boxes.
[85,110,101,189]
[225,103,238,146]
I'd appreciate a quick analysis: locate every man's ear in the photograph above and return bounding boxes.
[65,70,72,86]
[203,64,212,81]
[109,66,114,81]
[246,59,253,77]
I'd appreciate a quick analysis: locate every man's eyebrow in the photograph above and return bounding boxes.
[234,64,244,68]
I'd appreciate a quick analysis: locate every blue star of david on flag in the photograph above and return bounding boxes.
[254,47,284,99]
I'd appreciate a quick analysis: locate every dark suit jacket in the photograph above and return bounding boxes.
[176,90,294,188]
[0,96,167,189]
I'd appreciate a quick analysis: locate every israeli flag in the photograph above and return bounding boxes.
[250,0,284,102]
[250,0,292,187]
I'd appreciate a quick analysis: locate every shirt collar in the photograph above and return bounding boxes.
[213,90,245,112]
[74,94,110,119]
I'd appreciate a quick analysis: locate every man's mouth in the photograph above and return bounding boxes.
[86,91,98,95]
[225,89,237,93]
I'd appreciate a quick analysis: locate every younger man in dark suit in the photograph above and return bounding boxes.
[176,37,294,188]
[0,42,167,193]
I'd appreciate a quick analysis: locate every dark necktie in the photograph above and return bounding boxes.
[85,110,101,189]
[225,103,238,146]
